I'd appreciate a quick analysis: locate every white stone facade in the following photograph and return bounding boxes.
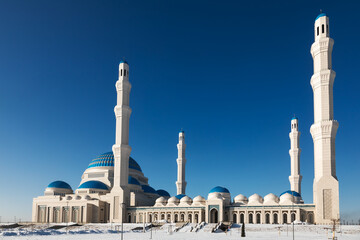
[32,13,339,225]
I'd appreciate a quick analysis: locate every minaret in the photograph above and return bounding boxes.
[288,117,302,195]
[175,130,187,195]
[310,13,339,224]
[110,60,132,223]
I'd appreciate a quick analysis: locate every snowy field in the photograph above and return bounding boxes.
[1,223,359,239]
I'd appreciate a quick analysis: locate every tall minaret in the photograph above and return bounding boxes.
[310,13,339,224]
[288,117,302,195]
[175,130,187,195]
[110,60,132,223]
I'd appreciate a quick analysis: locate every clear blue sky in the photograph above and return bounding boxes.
[0,0,359,222]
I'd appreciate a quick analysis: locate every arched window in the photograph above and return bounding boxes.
[195,214,199,223]
[249,213,253,224]
[174,214,178,222]
[128,214,131,223]
[265,213,270,224]
[256,213,261,224]
[181,214,185,222]
[161,214,165,220]
[273,213,278,224]
[167,214,171,222]
[188,214,192,223]
[291,213,296,222]
[240,213,244,224]
[283,213,288,224]
[233,213,237,223]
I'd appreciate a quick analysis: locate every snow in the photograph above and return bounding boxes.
[0,223,359,239]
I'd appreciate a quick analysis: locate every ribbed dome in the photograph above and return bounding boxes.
[156,189,170,197]
[264,193,279,204]
[209,186,230,194]
[280,190,301,197]
[193,195,205,202]
[234,194,248,203]
[142,185,157,194]
[87,152,142,172]
[155,196,167,203]
[180,196,192,203]
[167,196,180,204]
[248,194,263,204]
[47,181,72,189]
[78,180,109,190]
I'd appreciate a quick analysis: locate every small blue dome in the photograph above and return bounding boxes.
[292,116,298,120]
[47,181,72,189]
[175,194,186,200]
[156,189,170,197]
[142,185,157,194]
[209,186,230,194]
[128,176,140,185]
[315,13,326,21]
[87,152,142,172]
[78,181,109,190]
[119,60,128,64]
[280,190,301,197]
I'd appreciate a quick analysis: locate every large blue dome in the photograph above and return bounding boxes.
[78,180,109,190]
[175,194,186,200]
[47,181,72,189]
[156,189,170,197]
[87,152,142,172]
[209,186,230,194]
[280,190,301,197]
[141,185,157,194]
[128,176,140,185]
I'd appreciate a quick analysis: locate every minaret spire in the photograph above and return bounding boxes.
[176,130,187,195]
[110,60,132,223]
[310,13,339,224]
[289,117,302,195]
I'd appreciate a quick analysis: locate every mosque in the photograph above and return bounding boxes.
[32,13,340,225]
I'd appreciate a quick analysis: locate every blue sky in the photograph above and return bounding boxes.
[0,0,359,222]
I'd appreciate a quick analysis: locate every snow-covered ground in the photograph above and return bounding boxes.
[1,223,359,239]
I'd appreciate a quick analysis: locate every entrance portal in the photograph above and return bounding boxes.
[210,208,218,223]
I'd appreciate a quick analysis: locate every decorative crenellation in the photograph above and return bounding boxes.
[310,70,336,90]
[311,38,334,57]
[114,106,132,117]
[310,120,339,141]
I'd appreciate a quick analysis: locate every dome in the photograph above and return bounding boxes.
[193,195,205,202]
[175,194,186,200]
[315,13,326,21]
[209,186,230,194]
[248,194,264,204]
[291,116,298,120]
[141,185,157,194]
[208,192,223,200]
[180,196,192,203]
[280,193,295,204]
[280,190,301,197]
[156,189,170,197]
[167,196,180,204]
[87,152,142,172]
[119,60,128,64]
[155,196,167,203]
[78,180,109,190]
[234,194,248,203]
[47,181,72,190]
[128,176,140,185]
[264,193,280,204]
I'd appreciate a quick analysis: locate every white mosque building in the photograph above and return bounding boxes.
[32,13,340,225]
